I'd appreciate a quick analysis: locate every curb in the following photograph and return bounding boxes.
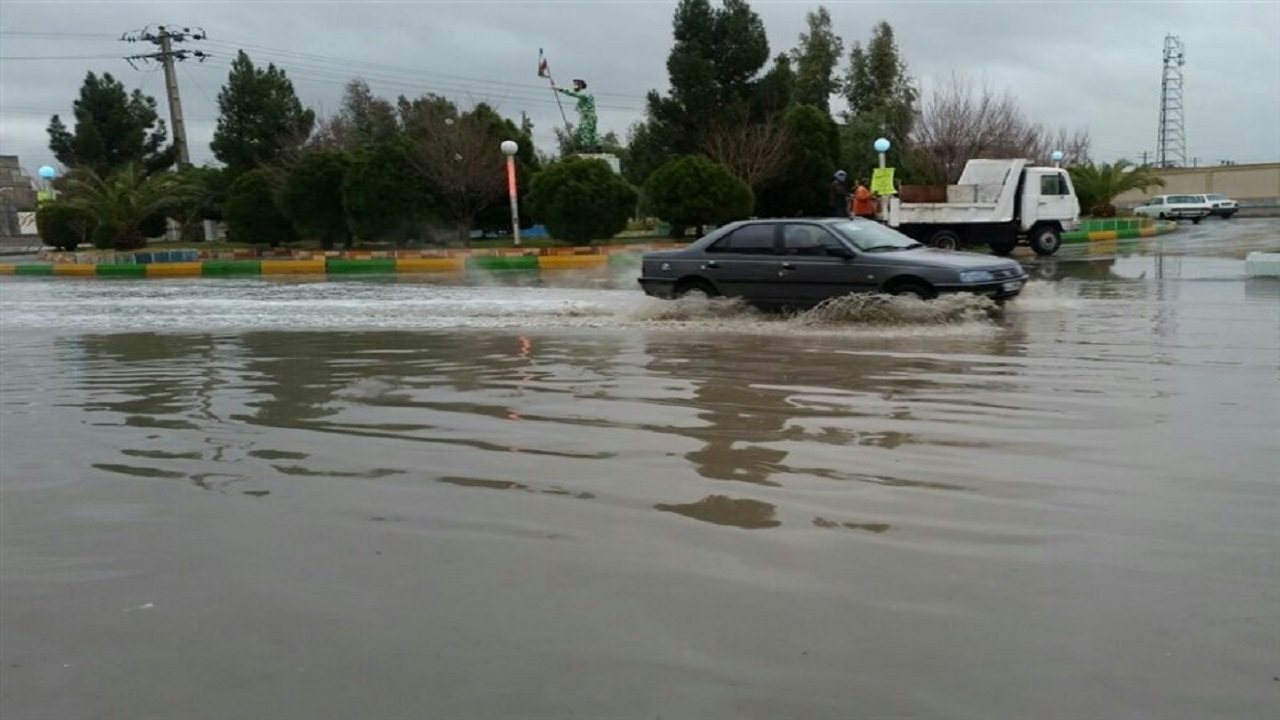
[0,251,641,278]
[1062,220,1178,244]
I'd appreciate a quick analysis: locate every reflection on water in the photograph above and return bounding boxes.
[655,495,781,529]
[2,229,1278,720]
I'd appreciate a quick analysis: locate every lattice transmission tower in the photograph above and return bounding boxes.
[1157,34,1186,168]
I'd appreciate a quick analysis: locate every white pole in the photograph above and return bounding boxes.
[501,140,521,247]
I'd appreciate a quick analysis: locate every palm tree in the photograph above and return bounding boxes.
[1068,160,1165,217]
[60,164,202,250]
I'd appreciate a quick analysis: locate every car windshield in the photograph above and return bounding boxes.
[828,219,921,251]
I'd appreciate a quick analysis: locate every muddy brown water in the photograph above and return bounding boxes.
[2,220,1278,719]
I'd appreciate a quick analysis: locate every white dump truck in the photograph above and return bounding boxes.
[877,159,1080,256]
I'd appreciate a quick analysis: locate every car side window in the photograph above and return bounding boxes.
[707,224,777,255]
[783,224,843,257]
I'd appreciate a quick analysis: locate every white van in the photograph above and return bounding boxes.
[1133,195,1211,223]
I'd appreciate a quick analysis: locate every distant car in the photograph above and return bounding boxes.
[1198,193,1239,218]
[637,218,1029,310]
[1133,194,1211,223]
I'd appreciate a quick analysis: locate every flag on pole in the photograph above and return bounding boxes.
[537,48,550,78]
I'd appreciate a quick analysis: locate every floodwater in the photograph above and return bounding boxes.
[1,219,1278,719]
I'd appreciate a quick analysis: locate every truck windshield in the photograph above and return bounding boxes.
[829,220,921,251]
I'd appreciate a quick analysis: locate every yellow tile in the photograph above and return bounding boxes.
[538,254,608,270]
[53,264,98,276]
[261,259,326,275]
[0,264,15,274]
[146,262,204,277]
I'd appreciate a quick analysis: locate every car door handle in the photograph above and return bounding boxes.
[780,263,796,270]
[703,261,720,269]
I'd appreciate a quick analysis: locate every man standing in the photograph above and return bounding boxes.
[852,178,877,219]
[553,79,599,153]
[829,170,850,217]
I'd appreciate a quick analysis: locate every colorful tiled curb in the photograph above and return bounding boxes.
[0,252,639,277]
[1062,219,1178,244]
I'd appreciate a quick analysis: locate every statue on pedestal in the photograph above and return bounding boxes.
[553,79,598,153]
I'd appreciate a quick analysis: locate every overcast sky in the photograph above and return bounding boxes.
[2,0,1278,177]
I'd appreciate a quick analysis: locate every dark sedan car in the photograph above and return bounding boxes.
[638,218,1029,308]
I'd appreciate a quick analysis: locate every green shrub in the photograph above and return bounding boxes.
[645,155,754,229]
[527,156,637,244]
[223,169,297,247]
[36,203,93,252]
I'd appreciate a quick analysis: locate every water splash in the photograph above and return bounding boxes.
[627,294,764,322]
[795,293,999,326]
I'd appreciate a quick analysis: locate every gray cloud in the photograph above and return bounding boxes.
[2,0,1277,175]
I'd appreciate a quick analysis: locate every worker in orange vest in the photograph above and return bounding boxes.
[851,178,877,219]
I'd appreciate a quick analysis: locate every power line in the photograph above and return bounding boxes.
[0,55,125,61]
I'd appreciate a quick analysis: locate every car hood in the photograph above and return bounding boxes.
[870,247,1022,271]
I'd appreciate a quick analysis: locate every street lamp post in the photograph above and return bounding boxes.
[500,140,521,247]
[874,137,890,169]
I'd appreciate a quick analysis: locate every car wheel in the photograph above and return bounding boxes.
[674,278,718,299]
[886,280,934,300]
[1159,212,1168,220]
[1029,226,1061,256]
[928,229,961,251]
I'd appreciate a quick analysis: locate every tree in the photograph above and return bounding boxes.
[526,156,637,244]
[310,78,399,152]
[223,168,297,247]
[342,140,442,245]
[911,73,1090,183]
[842,22,917,176]
[59,164,199,250]
[646,0,770,156]
[790,6,844,112]
[751,54,795,122]
[403,100,527,243]
[645,155,754,231]
[47,72,175,176]
[702,117,791,191]
[756,104,840,217]
[1068,160,1164,217]
[36,203,94,252]
[211,51,316,177]
[280,150,351,249]
[624,120,676,189]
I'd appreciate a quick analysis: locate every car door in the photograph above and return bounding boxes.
[775,223,860,305]
[699,223,781,302]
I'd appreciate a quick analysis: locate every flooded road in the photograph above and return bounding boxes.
[2,219,1278,719]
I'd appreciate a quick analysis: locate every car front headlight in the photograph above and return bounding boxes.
[959,270,995,283]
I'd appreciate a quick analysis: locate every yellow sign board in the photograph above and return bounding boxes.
[871,167,896,196]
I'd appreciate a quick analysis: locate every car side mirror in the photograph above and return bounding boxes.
[826,246,856,259]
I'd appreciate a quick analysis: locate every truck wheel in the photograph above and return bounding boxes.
[989,237,1017,256]
[928,229,961,251]
[1029,226,1061,256]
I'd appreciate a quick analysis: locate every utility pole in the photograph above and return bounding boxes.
[122,26,209,168]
